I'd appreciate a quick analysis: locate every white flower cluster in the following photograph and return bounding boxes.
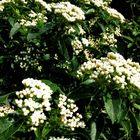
[0,0,27,12]
[81,38,89,47]
[71,37,89,55]
[101,32,117,47]
[48,136,76,140]
[104,7,125,23]
[77,52,140,89]
[0,105,15,117]
[88,0,125,22]
[35,0,51,10]
[114,27,121,36]
[91,0,109,7]
[50,2,85,22]
[0,0,11,11]
[65,25,85,35]
[71,37,83,55]
[58,94,85,131]
[15,78,53,131]
[36,1,85,22]
[14,47,43,71]
[19,10,47,27]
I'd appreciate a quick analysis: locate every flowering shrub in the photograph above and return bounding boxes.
[0,0,140,139]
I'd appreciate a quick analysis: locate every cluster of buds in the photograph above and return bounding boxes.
[0,105,15,117]
[35,1,85,22]
[77,52,140,90]
[58,94,85,130]
[15,78,53,131]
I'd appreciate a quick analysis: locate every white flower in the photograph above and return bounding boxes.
[0,105,15,117]
[48,136,76,140]
[47,2,85,22]
[58,94,85,130]
[77,52,140,90]
[81,38,89,46]
[105,7,125,23]
[15,78,53,130]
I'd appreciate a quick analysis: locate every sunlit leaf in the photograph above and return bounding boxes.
[104,94,127,123]
[9,23,21,39]
[41,80,59,92]
[90,122,97,140]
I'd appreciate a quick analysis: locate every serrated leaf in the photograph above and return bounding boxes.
[90,122,97,140]
[9,23,21,39]
[121,120,132,135]
[0,118,12,134]
[104,94,127,124]
[0,118,24,140]
[42,122,52,138]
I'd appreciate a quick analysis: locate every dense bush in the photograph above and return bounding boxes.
[0,0,140,139]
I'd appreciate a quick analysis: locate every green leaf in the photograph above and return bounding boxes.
[128,111,138,135]
[86,9,95,15]
[127,43,134,48]
[121,120,132,136]
[27,33,40,42]
[58,39,69,60]
[0,95,9,104]
[8,17,15,26]
[0,92,14,104]
[90,122,97,140]
[133,103,140,110]
[43,54,50,61]
[0,118,24,140]
[41,80,59,92]
[81,79,95,85]
[42,122,52,138]
[71,56,79,71]
[104,94,127,123]
[68,86,98,101]
[0,118,12,134]
[99,133,108,140]
[97,23,106,33]
[122,35,134,42]
[0,56,5,64]
[9,23,21,39]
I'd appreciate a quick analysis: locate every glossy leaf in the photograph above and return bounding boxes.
[104,94,127,124]
[9,23,21,39]
[0,118,24,140]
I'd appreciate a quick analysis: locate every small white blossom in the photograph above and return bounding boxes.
[0,105,15,117]
[46,2,85,22]
[105,7,125,23]
[58,94,85,130]
[48,136,76,140]
[15,78,53,130]
[77,52,140,90]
